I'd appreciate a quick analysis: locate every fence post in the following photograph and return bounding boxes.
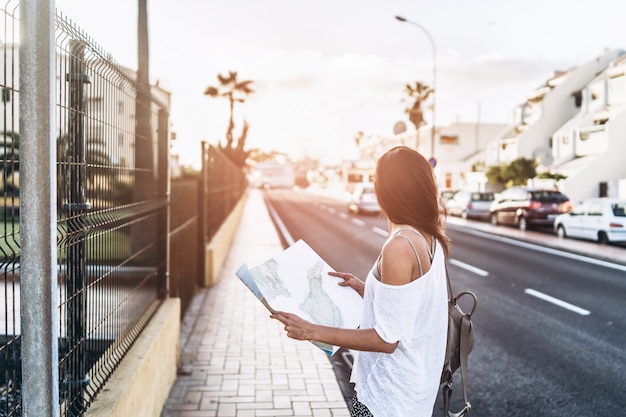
[63,39,91,417]
[157,108,170,298]
[19,1,60,416]
[198,141,208,286]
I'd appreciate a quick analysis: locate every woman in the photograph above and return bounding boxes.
[271,146,450,417]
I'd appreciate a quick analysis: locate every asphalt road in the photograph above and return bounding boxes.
[264,188,626,417]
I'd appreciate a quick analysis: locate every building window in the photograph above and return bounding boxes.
[440,135,459,145]
[1,87,11,103]
[88,97,102,115]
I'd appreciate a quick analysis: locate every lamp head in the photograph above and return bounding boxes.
[395,15,407,22]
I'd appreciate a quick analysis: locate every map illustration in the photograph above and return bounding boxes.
[236,239,363,355]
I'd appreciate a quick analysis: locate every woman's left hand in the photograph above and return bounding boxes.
[270,311,315,341]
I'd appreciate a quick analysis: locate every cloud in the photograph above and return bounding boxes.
[187,47,572,164]
[444,55,561,88]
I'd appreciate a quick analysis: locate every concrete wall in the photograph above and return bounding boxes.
[203,192,248,286]
[85,297,181,417]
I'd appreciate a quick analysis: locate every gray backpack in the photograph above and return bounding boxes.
[441,264,477,417]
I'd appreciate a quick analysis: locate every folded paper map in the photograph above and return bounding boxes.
[236,239,364,355]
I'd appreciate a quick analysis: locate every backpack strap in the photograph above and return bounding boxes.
[442,263,473,417]
[443,313,473,417]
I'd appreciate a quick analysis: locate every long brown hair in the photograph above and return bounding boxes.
[374,146,450,256]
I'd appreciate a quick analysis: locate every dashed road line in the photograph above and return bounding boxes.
[524,288,591,316]
[351,218,365,227]
[372,227,388,237]
[448,259,489,277]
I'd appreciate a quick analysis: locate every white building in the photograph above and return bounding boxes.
[428,122,508,190]
[484,48,623,171]
[353,121,508,191]
[550,53,626,203]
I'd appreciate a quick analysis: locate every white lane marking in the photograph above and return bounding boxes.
[265,199,295,246]
[524,288,591,316]
[372,227,389,237]
[448,259,489,277]
[351,218,365,227]
[328,207,337,214]
[338,212,349,220]
[456,228,626,272]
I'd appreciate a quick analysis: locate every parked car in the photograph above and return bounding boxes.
[489,186,571,230]
[554,198,626,244]
[347,183,380,215]
[440,189,458,205]
[446,190,495,220]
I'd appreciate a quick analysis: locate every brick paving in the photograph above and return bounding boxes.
[161,188,350,417]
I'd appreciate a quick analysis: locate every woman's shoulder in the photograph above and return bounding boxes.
[381,235,420,266]
[384,232,416,251]
[379,235,425,285]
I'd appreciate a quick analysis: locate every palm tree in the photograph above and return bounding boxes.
[404,81,433,130]
[353,131,365,148]
[204,71,254,159]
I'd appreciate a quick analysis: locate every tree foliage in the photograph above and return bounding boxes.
[247,148,290,164]
[486,157,537,187]
[204,71,254,168]
[537,171,567,181]
[403,81,433,130]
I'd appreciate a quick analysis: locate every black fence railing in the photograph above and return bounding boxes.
[200,143,249,247]
[168,149,248,335]
[169,179,200,315]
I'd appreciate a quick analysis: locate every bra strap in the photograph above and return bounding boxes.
[393,234,424,277]
[393,227,435,261]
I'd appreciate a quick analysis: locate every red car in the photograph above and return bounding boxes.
[489,187,571,230]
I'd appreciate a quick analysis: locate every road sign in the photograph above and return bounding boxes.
[428,157,437,168]
[393,121,406,135]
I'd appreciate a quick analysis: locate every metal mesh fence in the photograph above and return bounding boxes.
[169,179,200,315]
[201,143,248,247]
[1,5,168,416]
[0,4,23,416]
[0,3,249,416]
[54,15,167,417]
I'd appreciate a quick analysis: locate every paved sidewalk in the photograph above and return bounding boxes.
[161,188,350,417]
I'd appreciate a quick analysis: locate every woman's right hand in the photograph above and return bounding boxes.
[328,271,365,297]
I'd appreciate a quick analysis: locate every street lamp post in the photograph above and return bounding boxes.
[395,15,437,165]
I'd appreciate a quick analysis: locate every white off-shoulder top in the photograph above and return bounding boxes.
[350,231,448,417]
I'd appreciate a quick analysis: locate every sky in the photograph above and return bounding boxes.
[54,0,626,167]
